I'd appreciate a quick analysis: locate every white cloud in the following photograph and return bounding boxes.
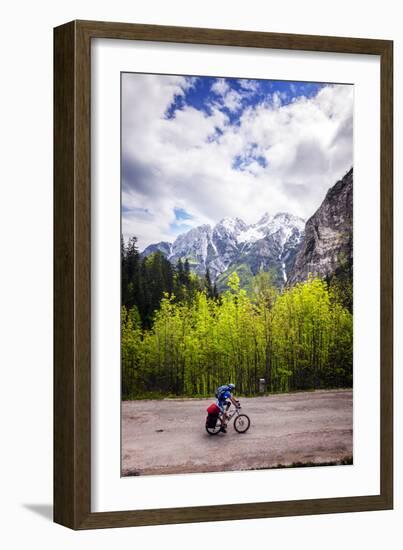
[223,89,243,112]
[211,78,229,96]
[238,79,260,92]
[122,75,353,250]
[211,77,243,113]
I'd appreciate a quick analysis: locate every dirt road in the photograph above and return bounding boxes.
[122,389,352,476]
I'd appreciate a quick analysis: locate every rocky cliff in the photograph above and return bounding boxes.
[287,168,353,285]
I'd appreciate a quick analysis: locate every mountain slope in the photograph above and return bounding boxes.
[142,241,172,258]
[141,212,305,287]
[287,168,353,285]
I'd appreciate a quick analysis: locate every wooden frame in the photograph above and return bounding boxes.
[54,20,393,530]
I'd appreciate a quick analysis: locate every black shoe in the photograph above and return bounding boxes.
[220,426,227,433]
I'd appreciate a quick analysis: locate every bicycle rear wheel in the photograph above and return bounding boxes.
[234,414,250,433]
[206,416,223,435]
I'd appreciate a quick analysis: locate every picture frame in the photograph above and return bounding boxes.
[54,20,393,530]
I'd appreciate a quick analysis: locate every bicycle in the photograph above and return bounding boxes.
[205,401,251,435]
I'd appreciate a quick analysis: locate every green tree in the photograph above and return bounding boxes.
[121,251,353,399]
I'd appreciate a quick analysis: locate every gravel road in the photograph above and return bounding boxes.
[122,389,352,476]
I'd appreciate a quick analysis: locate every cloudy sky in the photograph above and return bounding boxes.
[122,73,353,250]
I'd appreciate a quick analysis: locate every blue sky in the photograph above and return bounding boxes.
[166,77,324,124]
[122,73,353,249]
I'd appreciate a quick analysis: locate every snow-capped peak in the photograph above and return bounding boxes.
[141,210,305,284]
[257,211,271,225]
[237,211,304,245]
[267,212,305,233]
[216,216,247,234]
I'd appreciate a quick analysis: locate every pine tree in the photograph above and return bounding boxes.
[205,268,213,298]
[184,258,191,283]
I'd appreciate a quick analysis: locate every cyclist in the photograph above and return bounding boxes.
[216,383,239,433]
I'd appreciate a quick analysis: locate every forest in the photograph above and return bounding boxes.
[121,237,353,399]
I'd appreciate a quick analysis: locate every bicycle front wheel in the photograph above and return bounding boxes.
[234,414,250,433]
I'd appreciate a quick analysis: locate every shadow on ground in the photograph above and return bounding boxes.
[23,504,53,522]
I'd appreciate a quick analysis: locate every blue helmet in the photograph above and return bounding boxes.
[228,383,235,391]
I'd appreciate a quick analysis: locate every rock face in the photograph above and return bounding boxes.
[141,212,305,286]
[287,168,353,285]
[238,213,306,283]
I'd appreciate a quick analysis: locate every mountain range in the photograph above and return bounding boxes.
[142,211,305,289]
[142,168,353,290]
